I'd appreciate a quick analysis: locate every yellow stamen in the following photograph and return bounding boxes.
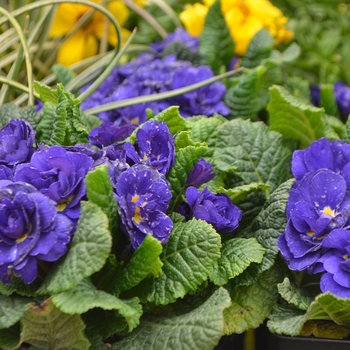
[307,231,314,237]
[16,234,27,243]
[57,196,74,211]
[131,195,139,203]
[322,206,336,217]
[133,207,142,224]
[344,254,349,260]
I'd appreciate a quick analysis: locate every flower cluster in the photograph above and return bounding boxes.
[180,0,293,56]
[80,29,229,125]
[278,137,350,297]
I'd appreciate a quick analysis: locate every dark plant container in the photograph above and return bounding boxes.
[273,334,350,350]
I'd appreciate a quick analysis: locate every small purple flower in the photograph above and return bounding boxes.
[186,158,216,188]
[89,123,136,148]
[318,229,350,298]
[278,169,350,273]
[116,164,173,249]
[0,119,35,166]
[14,146,93,220]
[184,186,242,233]
[0,181,73,284]
[292,138,350,186]
[124,120,175,175]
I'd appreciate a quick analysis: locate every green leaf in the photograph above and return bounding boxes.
[85,165,119,234]
[161,41,202,65]
[268,85,326,148]
[51,279,142,332]
[0,103,41,130]
[81,112,102,133]
[153,106,188,136]
[0,295,31,329]
[319,84,340,118]
[241,29,274,69]
[20,299,90,350]
[238,179,294,280]
[0,324,20,350]
[223,267,280,334]
[219,183,270,205]
[278,278,313,311]
[210,238,265,286]
[213,119,291,192]
[324,114,344,140]
[146,219,221,305]
[52,64,76,86]
[41,201,111,294]
[167,142,208,211]
[114,235,163,294]
[199,0,234,74]
[33,81,58,105]
[270,43,301,64]
[112,287,231,350]
[0,277,40,297]
[188,114,227,159]
[224,66,266,120]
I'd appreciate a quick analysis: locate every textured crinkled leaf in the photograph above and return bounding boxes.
[224,66,265,120]
[114,234,163,294]
[52,64,76,85]
[241,29,274,68]
[52,279,142,332]
[301,321,350,339]
[284,76,310,103]
[81,111,102,132]
[146,219,221,305]
[0,324,20,350]
[213,119,291,192]
[0,278,40,297]
[0,103,41,130]
[199,0,234,74]
[112,287,231,350]
[20,299,90,350]
[237,179,294,281]
[37,101,67,145]
[85,165,119,233]
[153,106,188,136]
[174,131,206,149]
[219,183,270,205]
[0,296,31,329]
[278,278,313,311]
[167,144,208,211]
[268,85,326,148]
[42,201,111,294]
[210,238,265,286]
[223,267,280,334]
[188,115,226,159]
[33,81,58,105]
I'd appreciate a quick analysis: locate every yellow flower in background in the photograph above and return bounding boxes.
[180,0,293,56]
[49,0,130,66]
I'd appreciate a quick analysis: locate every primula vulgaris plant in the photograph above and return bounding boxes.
[0,78,294,349]
[268,137,350,340]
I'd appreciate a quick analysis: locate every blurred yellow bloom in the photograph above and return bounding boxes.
[180,0,293,56]
[49,0,130,66]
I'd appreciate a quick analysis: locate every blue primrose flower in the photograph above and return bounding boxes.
[317,229,350,298]
[116,164,173,249]
[184,186,242,233]
[292,138,350,184]
[0,181,73,284]
[186,158,216,188]
[124,120,175,175]
[0,119,35,166]
[278,169,350,273]
[14,145,93,220]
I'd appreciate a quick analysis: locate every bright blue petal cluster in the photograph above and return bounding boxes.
[0,181,73,284]
[124,120,175,175]
[116,164,173,249]
[279,138,350,297]
[80,29,229,124]
[184,187,242,233]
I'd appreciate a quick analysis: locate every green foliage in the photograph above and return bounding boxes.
[0,103,41,130]
[224,66,266,120]
[213,119,291,192]
[153,106,188,135]
[0,324,20,350]
[20,299,90,350]
[40,201,112,294]
[268,85,326,148]
[112,287,231,350]
[241,29,274,69]
[199,0,234,74]
[210,238,266,286]
[145,218,221,305]
[34,81,58,105]
[219,183,270,205]
[0,296,31,329]
[52,64,76,86]
[319,84,340,118]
